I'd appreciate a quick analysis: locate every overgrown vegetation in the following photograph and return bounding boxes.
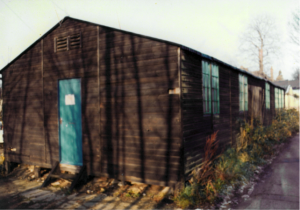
[175,109,299,209]
[0,153,3,166]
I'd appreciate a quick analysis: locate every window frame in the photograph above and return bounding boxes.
[211,64,220,114]
[265,83,270,109]
[202,61,219,115]
[239,74,248,111]
[275,87,284,109]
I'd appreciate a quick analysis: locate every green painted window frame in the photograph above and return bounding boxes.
[281,89,284,108]
[202,61,211,114]
[265,83,270,109]
[239,74,248,111]
[275,88,285,109]
[275,88,277,108]
[280,89,282,108]
[202,61,219,114]
[211,64,220,114]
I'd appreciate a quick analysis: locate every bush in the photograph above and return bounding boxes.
[174,109,299,208]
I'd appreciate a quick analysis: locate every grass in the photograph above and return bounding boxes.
[174,109,299,209]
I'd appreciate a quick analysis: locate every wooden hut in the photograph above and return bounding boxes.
[0,17,285,187]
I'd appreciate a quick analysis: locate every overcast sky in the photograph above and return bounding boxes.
[0,0,299,80]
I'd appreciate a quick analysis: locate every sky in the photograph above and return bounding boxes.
[0,0,299,80]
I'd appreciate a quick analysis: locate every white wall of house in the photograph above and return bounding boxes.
[285,86,300,111]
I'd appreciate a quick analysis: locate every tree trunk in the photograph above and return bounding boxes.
[259,48,263,73]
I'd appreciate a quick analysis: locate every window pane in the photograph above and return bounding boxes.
[202,61,210,113]
[239,74,246,111]
[202,62,219,114]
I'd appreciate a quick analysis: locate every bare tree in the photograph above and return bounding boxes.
[289,8,300,47]
[239,15,280,75]
[289,8,300,70]
[292,68,300,80]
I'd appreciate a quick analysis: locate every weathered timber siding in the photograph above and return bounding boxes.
[230,70,240,146]
[180,48,284,179]
[247,77,265,123]
[215,64,233,150]
[98,27,181,186]
[180,50,234,177]
[2,17,287,186]
[180,50,207,177]
[3,43,44,164]
[42,19,99,169]
[2,18,182,186]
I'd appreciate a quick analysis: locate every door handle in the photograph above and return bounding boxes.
[60,118,63,124]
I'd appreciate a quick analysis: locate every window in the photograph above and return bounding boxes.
[281,89,284,108]
[275,88,279,108]
[265,83,270,109]
[239,74,248,111]
[55,33,81,52]
[202,61,219,114]
[212,65,220,114]
[275,88,284,108]
[202,61,211,114]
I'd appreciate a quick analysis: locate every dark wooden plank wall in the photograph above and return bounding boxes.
[2,18,182,186]
[230,70,240,146]
[270,84,276,121]
[180,49,284,179]
[264,83,275,125]
[180,50,213,175]
[3,43,45,165]
[42,19,99,169]
[3,17,285,186]
[214,64,233,150]
[180,50,207,177]
[181,50,239,178]
[247,78,265,123]
[97,27,181,186]
[247,79,277,126]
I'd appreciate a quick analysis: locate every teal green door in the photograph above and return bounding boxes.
[59,79,83,166]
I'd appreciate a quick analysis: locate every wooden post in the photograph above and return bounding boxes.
[4,161,17,175]
[97,25,102,169]
[41,39,46,163]
[177,47,185,186]
[41,161,59,188]
[34,166,41,178]
[4,161,11,175]
[229,70,233,145]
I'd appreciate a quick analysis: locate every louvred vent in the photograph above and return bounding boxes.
[56,36,68,52]
[55,33,81,52]
[69,33,81,49]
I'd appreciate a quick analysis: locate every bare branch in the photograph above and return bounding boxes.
[292,68,300,80]
[239,15,281,74]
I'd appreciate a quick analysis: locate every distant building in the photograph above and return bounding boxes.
[251,67,274,81]
[240,66,249,72]
[273,75,300,111]
[250,67,286,82]
[273,79,299,92]
[275,71,284,81]
[285,86,299,111]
